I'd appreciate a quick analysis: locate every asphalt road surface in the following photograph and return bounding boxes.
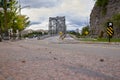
[0,36,120,80]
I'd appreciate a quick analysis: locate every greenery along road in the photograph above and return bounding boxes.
[0,0,30,37]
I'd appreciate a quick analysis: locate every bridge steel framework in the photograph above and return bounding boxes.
[48,16,66,36]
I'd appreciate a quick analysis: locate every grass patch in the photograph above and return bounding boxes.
[79,38,97,41]
[70,34,120,42]
[97,38,120,42]
[79,38,120,42]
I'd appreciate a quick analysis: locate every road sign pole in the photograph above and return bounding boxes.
[107,22,114,43]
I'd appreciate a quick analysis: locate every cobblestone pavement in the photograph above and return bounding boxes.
[0,37,120,80]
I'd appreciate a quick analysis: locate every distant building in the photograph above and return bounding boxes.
[48,16,66,36]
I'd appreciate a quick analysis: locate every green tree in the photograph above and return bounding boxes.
[81,25,89,36]
[0,0,30,41]
[15,15,30,31]
[0,0,30,33]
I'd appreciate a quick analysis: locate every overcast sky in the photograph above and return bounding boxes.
[20,0,95,30]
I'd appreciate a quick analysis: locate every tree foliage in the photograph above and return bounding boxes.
[81,25,89,36]
[15,15,30,31]
[0,12,4,32]
[0,0,30,33]
[95,0,108,7]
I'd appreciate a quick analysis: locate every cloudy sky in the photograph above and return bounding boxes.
[20,0,95,30]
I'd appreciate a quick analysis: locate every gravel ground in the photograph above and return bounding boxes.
[0,38,120,80]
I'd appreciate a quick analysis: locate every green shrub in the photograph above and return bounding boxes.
[96,0,108,7]
[112,13,120,27]
[95,0,108,15]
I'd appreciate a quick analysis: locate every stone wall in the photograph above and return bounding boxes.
[90,0,120,38]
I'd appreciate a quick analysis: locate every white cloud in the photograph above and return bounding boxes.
[21,0,95,30]
[26,20,49,30]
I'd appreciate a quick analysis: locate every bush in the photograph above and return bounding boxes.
[96,0,108,15]
[96,0,108,7]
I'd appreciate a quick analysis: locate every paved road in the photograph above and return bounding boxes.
[0,36,120,80]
